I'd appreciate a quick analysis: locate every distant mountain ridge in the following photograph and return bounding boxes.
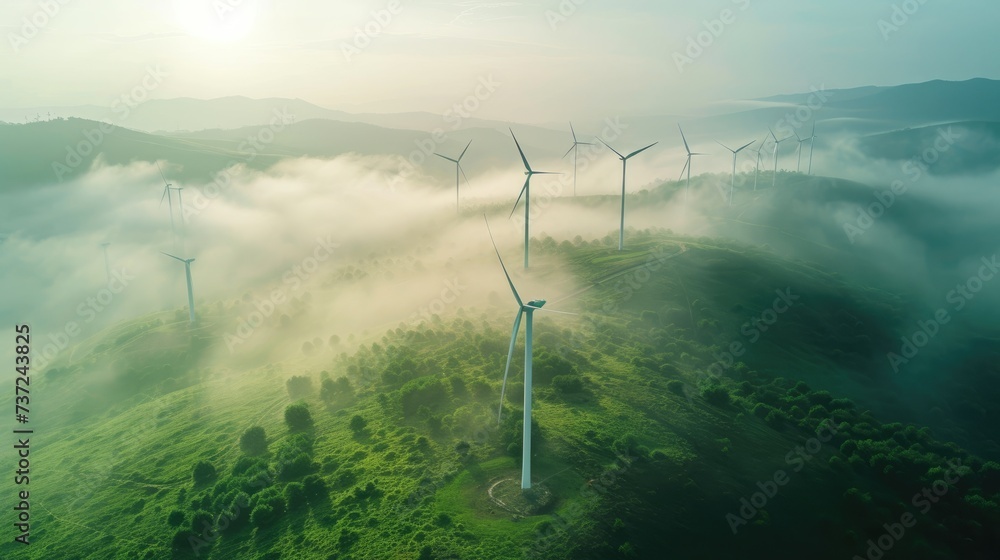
[4,78,999,137]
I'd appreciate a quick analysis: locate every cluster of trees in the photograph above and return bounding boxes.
[170,419,332,557]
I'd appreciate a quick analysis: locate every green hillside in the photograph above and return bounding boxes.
[5,231,999,559]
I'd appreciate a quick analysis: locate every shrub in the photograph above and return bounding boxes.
[192,461,217,485]
[349,414,367,433]
[278,453,315,480]
[239,426,267,456]
[552,375,584,394]
[303,474,328,504]
[284,403,314,432]
[666,380,685,395]
[250,504,276,527]
[253,486,286,514]
[284,482,307,511]
[400,377,448,417]
[190,509,213,533]
[612,434,639,456]
[167,509,186,527]
[286,375,314,399]
[701,385,731,406]
[171,529,192,551]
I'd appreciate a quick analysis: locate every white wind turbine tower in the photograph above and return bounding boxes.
[100,242,111,285]
[562,122,592,197]
[678,125,705,200]
[509,129,560,270]
[487,216,569,491]
[768,128,793,188]
[716,140,754,206]
[598,138,658,250]
[805,121,818,175]
[433,139,473,213]
[156,162,177,242]
[171,186,187,239]
[162,252,197,324]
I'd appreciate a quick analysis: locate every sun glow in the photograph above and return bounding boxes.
[171,0,260,43]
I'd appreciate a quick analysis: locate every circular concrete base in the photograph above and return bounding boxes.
[487,477,554,517]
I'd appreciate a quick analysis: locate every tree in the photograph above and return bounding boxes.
[192,461,217,485]
[303,474,328,504]
[701,385,731,406]
[190,509,214,533]
[321,377,352,403]
[349,414,367,433]
[286,375,314,399]
[552,375,584,395]
[284,403,313,432]
[250,504,275,527]
[284,482,307,511]
[167,509,186,527]
[239,426,268,456]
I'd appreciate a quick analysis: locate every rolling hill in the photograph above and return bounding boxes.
[4,223,999,559]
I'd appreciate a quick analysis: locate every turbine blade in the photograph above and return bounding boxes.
[159,187,168,207]
[598,138,624,159]
[678,124,692,154]
[459,139,473,161]
[459,164,471,187]
[509,178,529,219]
[155,161,168,186]
[736,140,755,153]
[537,307,577,316]
[509,128,532,173]
[569,121,578,143]
[530,171,561,175]
[767,127,777,142]
[625,142,658,159]
[562,144,576,159]
[716,140,734,152]
[484,215,523,307]
[433,153,457,163]
[160,251,185,263]
[678,158,690,181]
[498,310,524,424]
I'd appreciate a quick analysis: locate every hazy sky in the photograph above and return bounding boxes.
[1,0,997,121]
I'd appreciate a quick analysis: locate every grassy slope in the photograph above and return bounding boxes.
[3,232,999,559]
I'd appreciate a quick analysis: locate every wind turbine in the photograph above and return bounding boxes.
[433,139,472,213]
[486,216,568,491]
[678,125,705,200]
[599,139,658,250]
[509,129,560,269]
[156,162,176,241]
[750,135,769,191]
[100,242,111,285]
[768,128,793,188]
[716,140,754,206]
[562,122,592,197]
[805,121,817,175]
[161,252,196,324]
[794,131,809,173]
